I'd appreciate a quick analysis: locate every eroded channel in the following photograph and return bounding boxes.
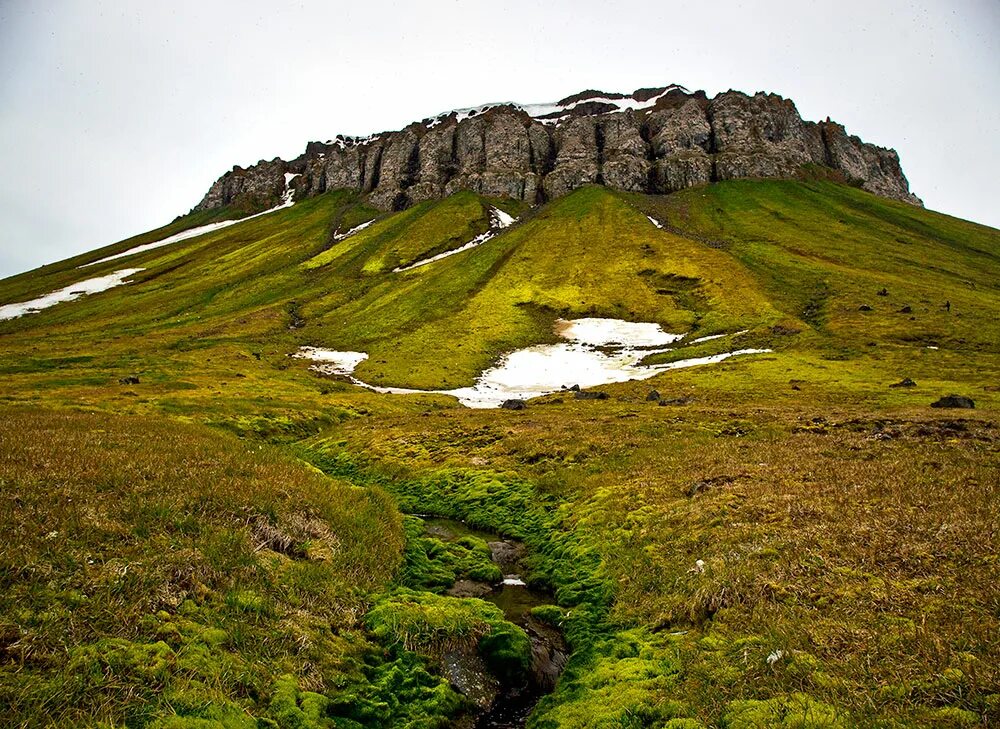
[418,517,568,728]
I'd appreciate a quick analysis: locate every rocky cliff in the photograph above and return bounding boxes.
[193,85,921,214]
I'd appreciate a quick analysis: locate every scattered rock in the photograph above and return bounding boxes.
[898,305,912,314]
[877,288,889,297]
[659,396,692,406]
[569,384,581,392]
[118,376,140,385]
[646,389,661,401]
[889,378,917,388]
[501,399,526,410]
[930,394,975,409]
[574,391,609,400]
[858,304,872,311]
[688,559,706,574]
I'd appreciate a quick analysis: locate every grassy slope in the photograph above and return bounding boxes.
[0,179,998,727]
[0,408,467,728]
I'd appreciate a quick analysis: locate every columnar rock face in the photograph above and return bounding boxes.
[193,86,921,214]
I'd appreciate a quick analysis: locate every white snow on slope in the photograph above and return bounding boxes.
[82,174,301,267]
[393,207,517,273]
[558,317,682,347]
[292,347,368,375]
[428,85,690,127]
[690,329,748,344]
[293,318,770,408]
[333,219,376,241]
[0,268,145,322]
[646,215,664,229]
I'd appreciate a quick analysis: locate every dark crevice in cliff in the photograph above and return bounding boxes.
[365,147,383,192]
[402,140,420,190]
[594,123,606,186]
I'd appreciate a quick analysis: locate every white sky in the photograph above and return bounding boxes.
[1,0,997,277]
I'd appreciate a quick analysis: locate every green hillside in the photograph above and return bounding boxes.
[1,179,998,727]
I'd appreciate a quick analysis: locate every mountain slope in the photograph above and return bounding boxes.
[1,174,999,727]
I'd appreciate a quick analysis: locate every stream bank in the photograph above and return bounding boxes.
[418,517,568,728]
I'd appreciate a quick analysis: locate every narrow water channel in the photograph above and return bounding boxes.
[418,517,568,728]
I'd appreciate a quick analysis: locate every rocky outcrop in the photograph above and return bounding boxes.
[193,85,922,214]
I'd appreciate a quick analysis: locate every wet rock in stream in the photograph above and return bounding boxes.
[447,579,495,598]
[487,540,526,573]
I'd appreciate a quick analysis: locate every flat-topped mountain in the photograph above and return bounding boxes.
[194,85,921,216]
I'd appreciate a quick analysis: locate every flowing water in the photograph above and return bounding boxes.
[418,517,568,728]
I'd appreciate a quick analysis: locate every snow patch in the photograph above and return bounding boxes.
[502,577,527,586]
[427,85,690,127]
[491,207,515,228]
[393,207,516,273]
[292,319,770,409]
[646,215,664,229]
[0,268,145,322]
[333,219,376,241]
[557,317,682,347]
[292,348,368,376]
[82,173,301,267]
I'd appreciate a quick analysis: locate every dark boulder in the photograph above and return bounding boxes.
[574,391,609,400]
[898,305,912,314]
[501,399,526,410]
[889,378,917,388]
[877,288,889,296]
[858,304,873,312]
[930,394,975,409]
[118,376,140,385]
[646,389,661,401]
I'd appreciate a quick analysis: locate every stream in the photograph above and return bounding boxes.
[418,517,568,729]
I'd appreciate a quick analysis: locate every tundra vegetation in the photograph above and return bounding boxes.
[0,176,997,727]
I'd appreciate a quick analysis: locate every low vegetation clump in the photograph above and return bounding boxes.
[367,589,531,682]
[399,516,503,590]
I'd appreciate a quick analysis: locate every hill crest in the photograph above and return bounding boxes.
[194,85,921,217]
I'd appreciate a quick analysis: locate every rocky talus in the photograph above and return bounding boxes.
[194,86,921,215]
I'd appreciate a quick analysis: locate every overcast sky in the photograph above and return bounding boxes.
[0,0,997,278]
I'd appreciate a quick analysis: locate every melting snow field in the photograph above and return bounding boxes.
[393,207,517,273]
[82,173,301,267]
[294,317,770,408]
[0,268,145,322]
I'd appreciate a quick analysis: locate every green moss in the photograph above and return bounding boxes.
[366,588,531,682]
[398,516,503,591]
[722,693,848,728]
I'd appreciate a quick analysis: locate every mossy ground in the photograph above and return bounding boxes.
[0,179,998,726]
